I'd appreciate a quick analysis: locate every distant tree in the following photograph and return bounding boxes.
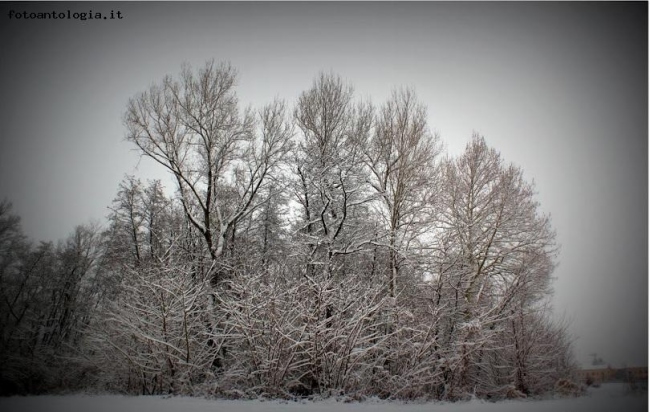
[105,176,176,269]
[590,353,605,366]
[0,203,105,394]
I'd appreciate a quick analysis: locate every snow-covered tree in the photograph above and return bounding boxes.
[88,254,218,395]
[428,134,561,399]
[363,88,442,299]
[0,207,105,394]
[125,61,293,277]
[287,72,379,394]
[1,65,578,399]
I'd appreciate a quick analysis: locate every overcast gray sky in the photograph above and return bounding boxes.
[0,2,646,368]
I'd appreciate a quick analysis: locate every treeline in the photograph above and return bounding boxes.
[0,61,577,400]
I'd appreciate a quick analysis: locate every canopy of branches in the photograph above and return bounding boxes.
[0,61,576,400]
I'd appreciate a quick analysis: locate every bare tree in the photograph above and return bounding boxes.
[292,72,374,278]
[125,61,293,277]
[67,72,577,400]
[89,250,218,395]
[363,88,442,299]
[290,72,375,393]
[106,177,176,269]
[431,134,559,398]
[0,208,105,394]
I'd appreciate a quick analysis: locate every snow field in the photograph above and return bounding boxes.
[0,383,645,412]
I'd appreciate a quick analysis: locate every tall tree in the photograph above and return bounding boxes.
[433,134,558,398]
[290,72,375,393]
[125,61,293,277]
[364,88,442,299]
[292,72,374,280]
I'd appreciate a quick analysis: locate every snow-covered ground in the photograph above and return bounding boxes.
[0,384,646,412]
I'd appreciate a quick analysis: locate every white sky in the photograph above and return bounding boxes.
[0,2,646,368]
